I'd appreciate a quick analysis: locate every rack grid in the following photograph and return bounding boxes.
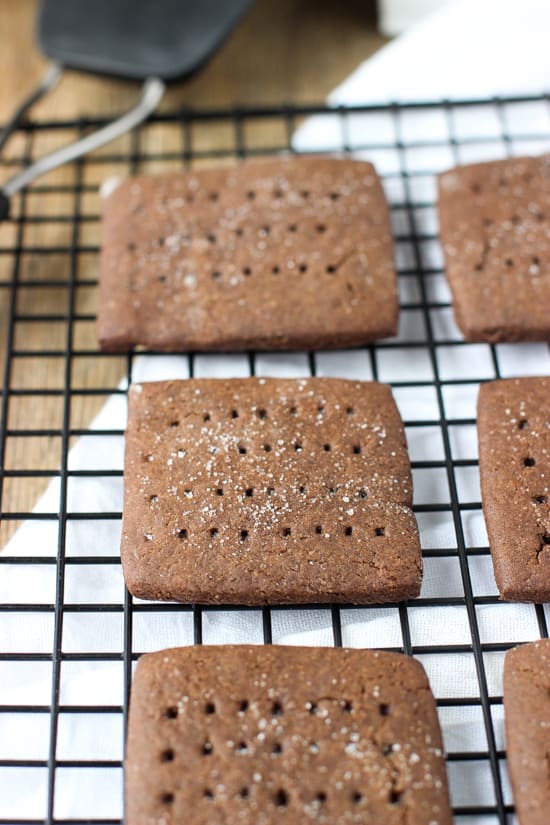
[1,94,550,824]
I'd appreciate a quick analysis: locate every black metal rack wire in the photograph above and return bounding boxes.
[1,94,550,824]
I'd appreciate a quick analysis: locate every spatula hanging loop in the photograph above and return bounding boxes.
[0,76,165,219]
[0,63,62,155]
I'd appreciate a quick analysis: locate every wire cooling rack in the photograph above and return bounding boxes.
[1,94,550,825]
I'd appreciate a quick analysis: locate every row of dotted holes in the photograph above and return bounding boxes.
[197,788,391,806]
[218,486,367,498]
[144,440,364,464]
[163,699,280,719]
[239,189,341,201]
[171,525,386,542]
[522,422,549,507]
[195,740,283,757]
[160,788,400,807]
[153,188,341,209]
[471,173,534,194]
[170,485,368,524]
[522,456,550,498]
[213,222,329,244]
[152,189,341,213]
[479,214,546,229]
[137,224,330,252]
[224,486,368,499]
[161,735,399,762]
[130,209,342,254]
[169,405,356,426]
[163,698,387,720]
[505,255,541,269]
[519,420,549,503]
[475,254,542,273]
[211,262,344,280]
[152,220,331,250]
[236,442,363,455]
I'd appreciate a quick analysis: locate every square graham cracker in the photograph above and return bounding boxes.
[478,377,550,601]
[504,640,550,825]
[121,377,421,605]
[97,156,398,352]
[126,645,452,825]
[438,154,550,342]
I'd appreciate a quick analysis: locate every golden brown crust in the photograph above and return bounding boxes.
[126,645,452,825]
[97,156,398,352]
[438,154,550,342]
[121,377,421,604]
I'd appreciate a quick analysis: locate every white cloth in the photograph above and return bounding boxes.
[377,0,456,38]
[3,0,550,820]
[335,0,550,102]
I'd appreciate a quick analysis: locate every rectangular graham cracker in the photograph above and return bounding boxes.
[126,645,452,825]
[97,156,398,352]
[477,377,550,601]
[504,640,550,825]
[121,377,421,605]
[438,154,550,342]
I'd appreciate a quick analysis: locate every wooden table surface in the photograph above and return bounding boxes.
[0,0,386,544]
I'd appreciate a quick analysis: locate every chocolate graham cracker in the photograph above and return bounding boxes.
[504,640,550,825]
[438,154,550,342]
[477,377,550,601]
[126,645,452,825]
[97,156,398,352]
[121,377,421,605]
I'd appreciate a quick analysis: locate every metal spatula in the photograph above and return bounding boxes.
[0,0,254,219]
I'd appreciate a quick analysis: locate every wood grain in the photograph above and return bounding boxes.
[0,0,386,545]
